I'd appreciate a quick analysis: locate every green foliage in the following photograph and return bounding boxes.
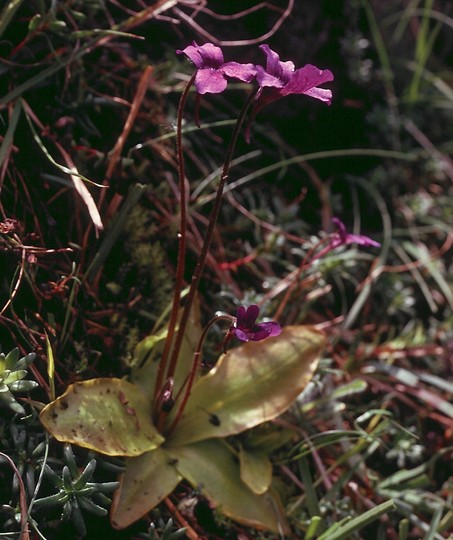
[33,445,119,536]
[6,421,46,497]
[0,348,37,415]
[145,518,187,540]
[40,326,325,533]
[1,0,452,538]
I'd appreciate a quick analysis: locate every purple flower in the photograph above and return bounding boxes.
[330,218,381,249]
[177,42,257,94]
[252,44,334,113]
[244,45,334,141]
[232,305,281,342]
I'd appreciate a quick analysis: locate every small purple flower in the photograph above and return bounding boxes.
[330,218,381,249]
[252,45,334,113]
[177,42,257,94]
[232,305,281,342]
[245,45,334,141]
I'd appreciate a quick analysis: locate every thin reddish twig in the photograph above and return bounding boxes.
[173,0,294,46]
[0,241,26,317]
[101,65,155,202]
[164,496,204,540]
[0,453,30,539]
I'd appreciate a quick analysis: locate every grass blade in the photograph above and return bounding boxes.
[317,500,396,540]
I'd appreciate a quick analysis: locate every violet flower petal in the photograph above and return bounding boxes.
[233,305,281,343]
[331,217,381,248]
[279,64,334,103]
[194,69,228,94]
[177,42,257,94]
[232,327,251,342]
[246,45,334,142]
[237,304,260,328]
[257,44,295,87]
[221,61,257,83]
[255,66,286,88]
[255,321,282,338]
[177,42,224,69]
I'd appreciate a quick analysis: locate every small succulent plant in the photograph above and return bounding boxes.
[0,347,38,415]
[145,517,186,540]
[33,444,119,536]
[8,422,46,496]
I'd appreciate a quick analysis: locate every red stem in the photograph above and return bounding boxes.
[153,73,196,414]
[158,88,258,429]
[166,314,234,435]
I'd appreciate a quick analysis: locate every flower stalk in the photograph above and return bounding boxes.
[156,87,259,429]
[153,72,196,414]
[165,313,233,435]
[154,41,335,428]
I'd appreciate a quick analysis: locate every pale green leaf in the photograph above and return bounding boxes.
[239,445,273,495]
[4,370,27,384]
[40,378,163,456]
[240,424,295,453]
[317,499,396,540]
[5,347,20,369]
[9,380,39,392]
[168,439,290,535]
[111,446,181,529]
[131,298,202,398]
[169,326,325,446]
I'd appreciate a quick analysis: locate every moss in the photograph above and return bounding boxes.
[107,201,174,367]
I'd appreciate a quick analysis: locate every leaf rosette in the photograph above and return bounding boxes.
[40,325,324,533]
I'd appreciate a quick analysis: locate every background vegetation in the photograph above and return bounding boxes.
[0,0,452,538]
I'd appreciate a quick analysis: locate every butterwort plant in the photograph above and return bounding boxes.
[40,42,332,534]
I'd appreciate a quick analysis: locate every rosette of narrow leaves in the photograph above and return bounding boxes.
[40,321,325,534]
[33,445,119,536]
[0,347,38,415]
[145,518,186,540]
[8,422,46,496]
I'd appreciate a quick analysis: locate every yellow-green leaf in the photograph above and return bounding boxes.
[168,439,290,534]
[111,446,181,529]
[240,424,296,454]
[169,326,325,446]
[40,378,163,456]
[131,298,202,397]
[239,445,273,495]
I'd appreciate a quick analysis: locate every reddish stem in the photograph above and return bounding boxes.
[164,88,258,382]
[153,73,196,414]
[158,88,258,431]
[165,314,234,435]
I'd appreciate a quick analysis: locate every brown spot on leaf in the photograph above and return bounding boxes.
[59,399,69,409]
[209,413,221,426]
[118,391,128,405]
